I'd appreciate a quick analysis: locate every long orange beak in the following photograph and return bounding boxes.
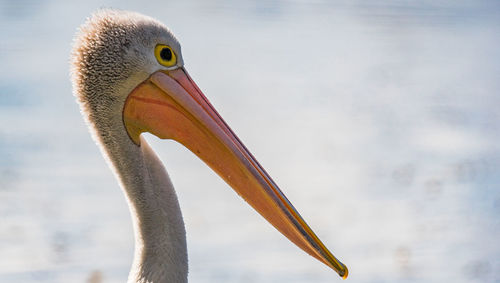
[122,68,348,278]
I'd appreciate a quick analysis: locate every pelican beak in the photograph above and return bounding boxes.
[122,67,348,279]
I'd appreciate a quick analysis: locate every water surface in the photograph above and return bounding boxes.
[1,0,499,282]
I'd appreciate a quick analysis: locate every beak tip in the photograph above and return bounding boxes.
[341,266,348,279]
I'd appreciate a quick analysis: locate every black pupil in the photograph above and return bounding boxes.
[160,48,172,61]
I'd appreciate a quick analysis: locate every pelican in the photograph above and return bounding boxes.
[70,9,348,283]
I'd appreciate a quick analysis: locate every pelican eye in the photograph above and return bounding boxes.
[154,44,177,67]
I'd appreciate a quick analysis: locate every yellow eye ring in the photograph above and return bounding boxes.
[154,44,177,67]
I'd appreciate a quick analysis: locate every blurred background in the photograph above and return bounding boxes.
[1,0,499,282]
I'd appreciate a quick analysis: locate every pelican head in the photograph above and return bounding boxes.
[71,10,183,144]
[71,9,347,282]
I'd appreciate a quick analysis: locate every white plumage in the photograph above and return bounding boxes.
[71,10,188,283]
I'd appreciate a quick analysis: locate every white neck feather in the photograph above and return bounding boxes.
[71,9,189,281]
[101,133,188,283]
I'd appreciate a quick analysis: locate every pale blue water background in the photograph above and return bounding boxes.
[1,0,499,282]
